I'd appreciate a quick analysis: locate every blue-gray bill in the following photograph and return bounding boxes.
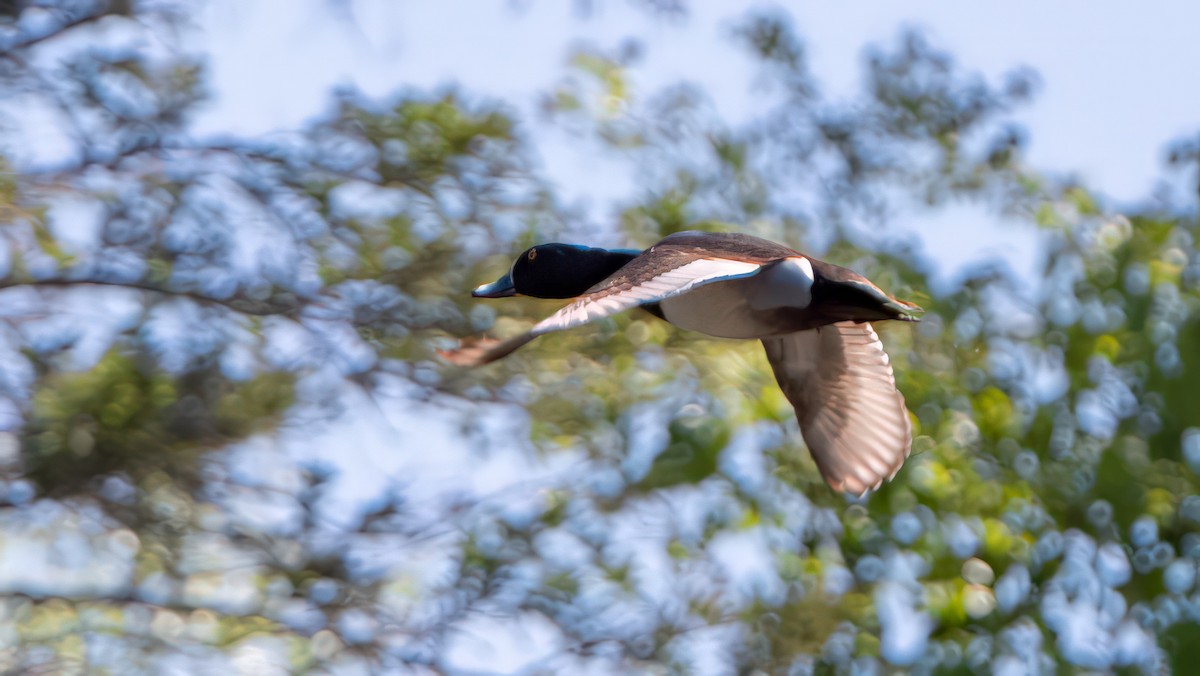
[472,274,517,298]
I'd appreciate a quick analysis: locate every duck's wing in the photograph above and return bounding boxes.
[540,257,763,332]
[442,257,763,366]
[761,321,911,495]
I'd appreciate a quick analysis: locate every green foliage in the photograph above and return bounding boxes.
[1162,622,1200,674]
[741,594,852,668]
[637,416,729,490]
[23,352,294,495]
[350,95,515,187]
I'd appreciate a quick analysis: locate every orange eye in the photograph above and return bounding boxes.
[527,249,537,261]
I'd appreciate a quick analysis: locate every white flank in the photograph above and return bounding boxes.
[747,256,815,311]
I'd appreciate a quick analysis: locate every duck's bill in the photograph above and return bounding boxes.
[472,274,517,298]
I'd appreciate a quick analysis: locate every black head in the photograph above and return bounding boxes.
[472,243,639,300]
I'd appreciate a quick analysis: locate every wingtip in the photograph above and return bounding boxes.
[437,336,503,367]
[826,429,911,497]
[438,331,540,367]
[830,474,887,498]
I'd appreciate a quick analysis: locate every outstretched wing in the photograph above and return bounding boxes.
[762,321,911,495]
[533,258,762,333]
[442,258,762,366]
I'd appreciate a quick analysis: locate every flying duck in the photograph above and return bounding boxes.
[445,231,922,495]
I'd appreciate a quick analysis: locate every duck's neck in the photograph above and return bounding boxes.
[573,248,640,294]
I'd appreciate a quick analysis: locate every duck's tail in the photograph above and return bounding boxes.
[809,259,923,323]
[881,296,924,322]
[838,281,923,322]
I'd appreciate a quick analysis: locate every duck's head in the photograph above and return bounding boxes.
[473,243,639,300]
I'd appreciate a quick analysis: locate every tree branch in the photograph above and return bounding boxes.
[0,278,304,317]
[0,9,112,56]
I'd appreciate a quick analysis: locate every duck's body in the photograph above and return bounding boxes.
[574,232,914,338]
[450,231,921,495]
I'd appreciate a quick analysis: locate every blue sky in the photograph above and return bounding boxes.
[196,0,1199,290]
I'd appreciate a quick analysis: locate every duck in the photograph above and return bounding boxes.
[444,231,922,495]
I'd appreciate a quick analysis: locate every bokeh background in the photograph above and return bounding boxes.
[2,0,1200,673]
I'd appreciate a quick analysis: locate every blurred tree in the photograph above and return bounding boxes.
[0,1,1197,674]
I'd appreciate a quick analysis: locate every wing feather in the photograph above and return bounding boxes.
[533,258,762,333]
[762,322,911,495]
[443,257,762,366]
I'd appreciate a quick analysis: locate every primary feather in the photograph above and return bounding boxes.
[762,322,911,495]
